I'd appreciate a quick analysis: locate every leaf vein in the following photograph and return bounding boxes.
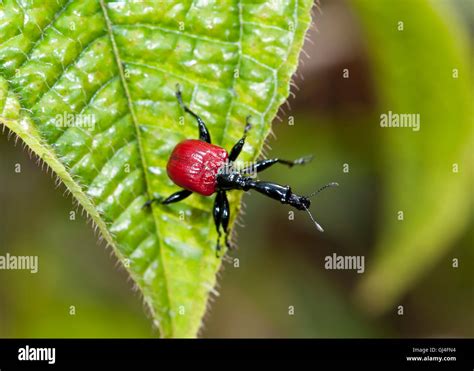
[113,23,238,47]
[99,0,174,336]
[14,0,74,71]
[30,33,108,108]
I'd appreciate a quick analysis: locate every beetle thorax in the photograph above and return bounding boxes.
[216,163,247,191]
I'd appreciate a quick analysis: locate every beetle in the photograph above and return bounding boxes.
[145,85,338,255]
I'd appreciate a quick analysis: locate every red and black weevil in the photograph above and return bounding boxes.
[145,85,338,255]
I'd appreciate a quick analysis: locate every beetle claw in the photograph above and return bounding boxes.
[225,235,234,250]
[295,155,314,165]
[143,199,154,209]
[245,116,253,133]
[215,243,222,258]
[143,197,163,209]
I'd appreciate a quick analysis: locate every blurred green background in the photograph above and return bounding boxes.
[0,0,472,338]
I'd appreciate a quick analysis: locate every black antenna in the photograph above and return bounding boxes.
[305,182,339,232]
[303,204,324,232]
[308,182,339,198]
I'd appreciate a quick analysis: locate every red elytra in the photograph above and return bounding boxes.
[166,139,229,196]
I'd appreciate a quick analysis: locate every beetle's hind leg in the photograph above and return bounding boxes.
[175,84,211,143]
[143,189,192,208]
[213,191,231,257]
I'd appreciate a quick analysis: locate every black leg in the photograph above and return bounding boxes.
[213,192,223,256]
[220,191,231,248]
[241,155,313,175]
[228,116,252,162]
[144,189,192,208]
[176,84,211,143]
[213,191,231,256]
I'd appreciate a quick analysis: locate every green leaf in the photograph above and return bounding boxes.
[349,0,473,313]
[0,0,313,337]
